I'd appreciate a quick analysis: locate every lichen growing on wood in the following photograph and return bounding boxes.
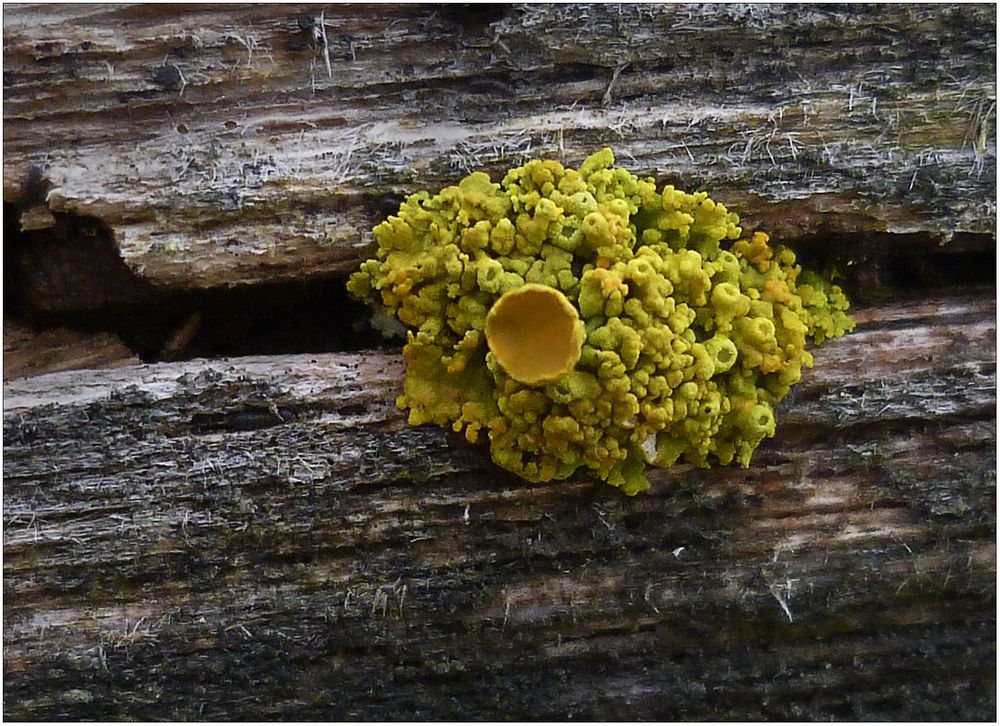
[348,148,854,494]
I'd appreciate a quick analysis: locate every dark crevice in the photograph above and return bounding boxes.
[6,206,158,317]
[3,203,398,366]
[9,271,399,362]
[3,202,996,372]
[787,231,996,306]
[434,4,510,36]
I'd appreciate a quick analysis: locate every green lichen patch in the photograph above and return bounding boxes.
[348,148,854,494]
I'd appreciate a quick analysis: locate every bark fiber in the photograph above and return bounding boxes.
[3,4,995,293]
[4,294,996,720]
[2,3,997,721]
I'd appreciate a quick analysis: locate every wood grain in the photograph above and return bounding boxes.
[4,4,995,291]
[3,4,995,719]
[4,292,995,720]
[3,321,139,378]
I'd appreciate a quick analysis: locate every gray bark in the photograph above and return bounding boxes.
[2,3,996,721]
[3,4,995,295]
[4,294,996,720]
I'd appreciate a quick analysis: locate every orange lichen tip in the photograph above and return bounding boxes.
[485,284,585,386]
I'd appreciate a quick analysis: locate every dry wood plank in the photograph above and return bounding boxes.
[3,4,995,291]
[3,292,995,720]
[2,3,995,720]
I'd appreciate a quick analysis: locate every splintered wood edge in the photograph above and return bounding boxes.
[3,4,995,289]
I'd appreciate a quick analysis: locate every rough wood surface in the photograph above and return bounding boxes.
[3,320,139,379]
[3,3,996,720]
[4,292,995,721]
[3,4,996,292]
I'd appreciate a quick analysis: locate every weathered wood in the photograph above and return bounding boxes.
[3,320,139,378]
[3,4,995,293]
[4,292,995,720]
[3,3,996,720]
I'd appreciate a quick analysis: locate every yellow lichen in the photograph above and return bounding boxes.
[348,148,855,495]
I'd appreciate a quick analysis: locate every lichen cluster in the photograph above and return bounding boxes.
[348,148,854,494]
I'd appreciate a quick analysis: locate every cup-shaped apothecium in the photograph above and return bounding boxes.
[484,283,585,386]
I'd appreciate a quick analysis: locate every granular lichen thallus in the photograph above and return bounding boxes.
[348,148,854,495]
